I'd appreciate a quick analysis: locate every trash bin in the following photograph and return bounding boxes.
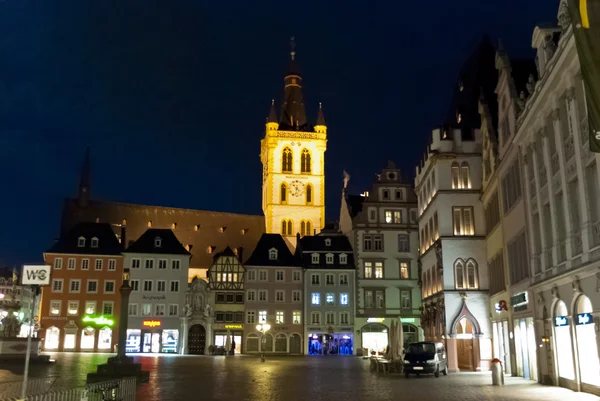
[491,358,504,385]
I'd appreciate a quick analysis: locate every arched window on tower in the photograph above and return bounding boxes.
[301,149,311,173]
[465,259,478,289]
[300,220,313,237]
[281,219,293,236]
[282,147,293,173]
[306,184,313,205]
[454,259,465,289]
[451,162,460,189]
[461,162,471,189]
[281,183,288,204]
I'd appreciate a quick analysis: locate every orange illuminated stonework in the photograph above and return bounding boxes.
[142,320,161,328]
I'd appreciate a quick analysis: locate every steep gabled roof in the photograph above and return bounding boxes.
[46,222,122,255]
[244,234,299,267]
[345,194,365,218]
[124,229,190,256]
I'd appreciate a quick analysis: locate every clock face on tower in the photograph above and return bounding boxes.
[290,180,305,197]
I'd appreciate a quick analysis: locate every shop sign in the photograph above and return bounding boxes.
[367,318,385,323]
[308,327,322,332]
[400,318,415,323]
[82,315,114,326]
[554,316,569,327]
[495,300,508,313]
[42,316,67,321]
[224,324,243,329]
[143,320,161,328]
[274,327,289,331]
[327,326,335,334]
[142,295,166,300]
[576,313,592,325]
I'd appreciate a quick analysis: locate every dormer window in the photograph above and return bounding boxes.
[219,226,226,233]
[194,225,200,231]
[207,246,215,254]
[269,248,278,260]
[326,253,334,264]
[311,253,320,264]
[241,228,248,235]
[148,221,152,228]
[77,237,86,247]
[171,223,177,230]
[91,237,99,248]
[340,253,348,265]
[324,238,331,247]
[382,189,390,200]
[154,237,162,248]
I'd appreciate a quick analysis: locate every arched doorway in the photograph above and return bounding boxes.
[262,333,274,352]
[361,323,388,356]
[574,295,599,385]
[456,318,474,371]
[289,333,302,354]
[246,333,259,353]
[44,327,60,350]
[275,333,287,353]
[553,300,575,383]
[188,325,206,355]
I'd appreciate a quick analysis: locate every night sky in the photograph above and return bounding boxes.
[1,1,558,266]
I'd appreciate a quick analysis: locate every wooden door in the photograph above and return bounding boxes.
[188,324,206,355]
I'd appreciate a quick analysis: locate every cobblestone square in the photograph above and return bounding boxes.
[1,353,598,401]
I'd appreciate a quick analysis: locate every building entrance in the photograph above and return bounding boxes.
[188,324,206,355]
[456,318,474,371]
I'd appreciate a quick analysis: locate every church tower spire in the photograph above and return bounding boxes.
[279,37,308,131]
[78,146,91,207]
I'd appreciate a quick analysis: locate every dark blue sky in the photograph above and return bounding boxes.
[0,1,557,266]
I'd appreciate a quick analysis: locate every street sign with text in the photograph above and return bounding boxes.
[21,265,51,285]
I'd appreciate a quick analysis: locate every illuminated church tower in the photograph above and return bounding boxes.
[261,39,327,248]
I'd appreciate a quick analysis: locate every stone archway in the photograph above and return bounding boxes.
[289,333,302,355]
[449,298,482,372]
[188,325,206,355]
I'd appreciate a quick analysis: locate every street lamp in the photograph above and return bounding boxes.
[256,322,271,362]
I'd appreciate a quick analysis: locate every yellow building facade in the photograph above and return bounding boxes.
[261,45,327,248]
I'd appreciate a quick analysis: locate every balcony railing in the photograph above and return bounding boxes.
[551,152,560,175]
[564,136,575,161]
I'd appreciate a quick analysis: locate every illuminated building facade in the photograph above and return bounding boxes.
[261,41,327,248]
[415,37,496,372]
[42,222,124,352]
[513,2,600,394]
[124,229,190,354]
[339,162,421,356]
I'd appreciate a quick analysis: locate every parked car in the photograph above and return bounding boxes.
[403,341,448,378]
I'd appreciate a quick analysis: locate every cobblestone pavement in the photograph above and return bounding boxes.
[1,353,598,401]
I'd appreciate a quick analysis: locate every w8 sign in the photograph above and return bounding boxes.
[22,265,51,285]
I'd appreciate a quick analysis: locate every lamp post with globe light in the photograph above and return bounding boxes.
[256,323,271,362]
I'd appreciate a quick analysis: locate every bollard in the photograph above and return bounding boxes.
[491,358,504,385]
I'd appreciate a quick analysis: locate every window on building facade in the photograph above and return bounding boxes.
[53,258,63,270]
[292,290,301,302]
[364,262,373,278]
[258,290,267,301]
[281,183,287,204]
[410,209,417,223]
[364,290,373,308]
[489,252,505,295]
[311,274,320,285]
[375,262,383,278]
[141,304,151,316]
[157,259,167,269]
[502,162,522,212]
[145,259,154,269]
[155,304,165,316]
[275,290,284,302]
[107,259,116,271]
[451,163,460,189]
[104,280,115,293]
[369,208,377,222]
[340,293,349,305]
[339,254,347,264]
[363,235,373,251]
[306,184,313,204]
[170,281,179,292]
[375,290,385,308]
[281,219,293,236]
[69,279,81,293]
[461,162,471,189]
[311,292,320,305]
[382,189,390,200]
[68,301,78,316]
[292,271,301,282]
[326,274,334,285]
[276,311,284,324]
[275,270,284,281]
[311,312,320,324]
[259,270,268,281]
[67,258,76,270]
[373,235,383,251]
[258,310,267,323]
[311,253,319,264]
[143,280,153,292]
[247,290,256,301]
[131,259,140,269]
[485,191,501,234]
[508,232,529,285]
[81,259,89,270]
[128,304,138,316]
[78,237,86,247]
[293,311,301,324]
[395,189,404,200]
[339,274,348,285]
[157,280,166,292]
[52,279,63,293]
[398,234,409,252]
[282,147,293,173]
[247,311,256,324]
[326,312,335,324]
[325,253,334,264]
[400,262,409,279]
[301,148,311,173]
[130,280,139,291]
[50,300,61,316]
[85,301,96,315]
[340,312,349,325]
[247,270,256,281]
[169,304,178,316]
[326,293,335,305]
[400,291,411,309]
[87,280,98,293]
[454,259,478,289]
[102,302,114,316]
[453,207,474,235]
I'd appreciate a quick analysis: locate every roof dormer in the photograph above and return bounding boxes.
[91,237,99,248]
[77,236,86,247]
[324,238,331,247]
[269,248,278,260]
[154,237,162,248]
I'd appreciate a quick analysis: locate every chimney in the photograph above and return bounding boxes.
[121,226,127,250]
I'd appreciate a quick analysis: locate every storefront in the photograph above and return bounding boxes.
[357,318,420,357]
[511,291,537,381]
[490,294,512,374]
[212,324,242,354]
[126,319,180,354]
[306,326,354,355]
[43,316,115,352]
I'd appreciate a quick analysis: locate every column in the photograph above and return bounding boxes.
[521,146,540,276]
[565,85,593,253]
[531,134,551,271]
[541,125,559,268]
[180,317,189,355]
[551,105,572,261]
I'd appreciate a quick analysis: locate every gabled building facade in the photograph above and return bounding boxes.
[42,222,124,352]
[340,162,421,356]
[415,37,496,372]
[297,229,356,355]
[124,229,190,354]
[243,234,304,354]
[207,247,245,354]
